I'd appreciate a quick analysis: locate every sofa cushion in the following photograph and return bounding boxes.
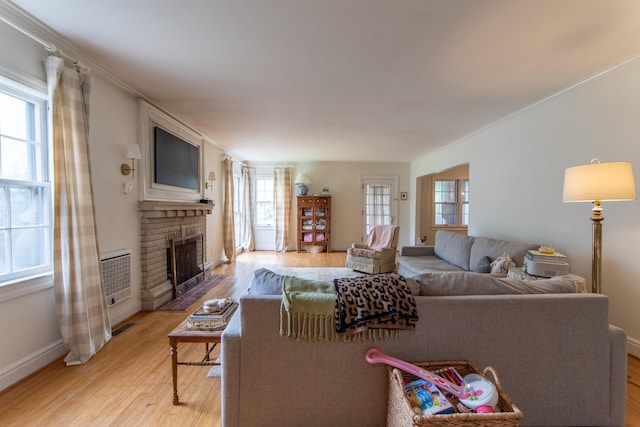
[472,256,491,273]
[469,236,538,269]
[413,271,579,296]
[396,255,466,278]
[347,247,379,259]
[249,268,285,295]
[433,230,474,270]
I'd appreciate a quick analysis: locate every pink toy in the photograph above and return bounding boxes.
[365,348,498,412]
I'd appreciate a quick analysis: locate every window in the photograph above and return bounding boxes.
[461,179,469,226]
[0,79,51,284]
[434,179,468,227]
[254,176,273,226]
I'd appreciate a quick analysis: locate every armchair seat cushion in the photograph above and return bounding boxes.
[347,247,380,259]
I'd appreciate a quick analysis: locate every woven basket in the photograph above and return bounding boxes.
[387,360,523,427]
[305,245,324,253]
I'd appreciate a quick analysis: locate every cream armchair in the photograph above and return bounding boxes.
[345,225,399,274]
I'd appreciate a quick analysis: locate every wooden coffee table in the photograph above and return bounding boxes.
[168,319,225,405]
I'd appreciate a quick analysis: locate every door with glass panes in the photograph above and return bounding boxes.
[360,177,398,242]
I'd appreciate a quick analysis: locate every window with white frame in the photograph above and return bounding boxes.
[0,79,51,284]
[434,179,469,227]
[254,176,273,226]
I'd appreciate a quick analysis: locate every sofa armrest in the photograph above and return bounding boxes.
[351,243,368,249]
[378,247,397,263]
[400,245,435,256]
[609,325,627,426]
[221,308,242,427]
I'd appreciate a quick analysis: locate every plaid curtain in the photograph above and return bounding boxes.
[222,157,236,262]
[274,167,291,252]
[240,165,255,251]
[45,55,111,366]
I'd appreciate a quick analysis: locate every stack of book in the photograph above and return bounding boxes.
[186,298,238,331]
[524,250,569,277]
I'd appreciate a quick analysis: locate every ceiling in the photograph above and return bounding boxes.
[7,0,640,163]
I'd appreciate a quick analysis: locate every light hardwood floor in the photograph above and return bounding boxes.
[0,251,638,426]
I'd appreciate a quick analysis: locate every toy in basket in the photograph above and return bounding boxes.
[366,348,498,412]
[366,348,523,427]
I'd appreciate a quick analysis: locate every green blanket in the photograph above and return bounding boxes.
[280,275,336,341]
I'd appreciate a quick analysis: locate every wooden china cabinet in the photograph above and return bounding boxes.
[296,196,331,253]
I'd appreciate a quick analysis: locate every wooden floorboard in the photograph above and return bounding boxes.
[0,250,638,426]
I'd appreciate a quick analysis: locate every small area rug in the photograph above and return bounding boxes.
[158,274,228,311]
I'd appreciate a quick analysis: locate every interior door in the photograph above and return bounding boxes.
[360,177,398,242]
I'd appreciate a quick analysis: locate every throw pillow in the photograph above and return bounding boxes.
[473,256,491,273]
[249,268,285,295]
[490,251,516,274]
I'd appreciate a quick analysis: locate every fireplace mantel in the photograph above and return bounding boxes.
[139,201,213,218]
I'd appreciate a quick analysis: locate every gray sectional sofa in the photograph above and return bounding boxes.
[220,266,627,427]
[397,229,538,277]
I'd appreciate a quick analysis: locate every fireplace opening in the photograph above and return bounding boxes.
[167,234,205,298]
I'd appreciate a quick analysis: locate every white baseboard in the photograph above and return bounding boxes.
[0,340,67,392]
[107,298,142,327]
[628,337,640,359]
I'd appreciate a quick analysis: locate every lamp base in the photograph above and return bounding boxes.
[297,184,308,196]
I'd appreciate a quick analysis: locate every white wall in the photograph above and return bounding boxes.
[250,161,411,251]
[89,76,142,325]
[293,162,411,251]
[410,57,640,357]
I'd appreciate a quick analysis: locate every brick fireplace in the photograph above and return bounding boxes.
[139,201,213,311]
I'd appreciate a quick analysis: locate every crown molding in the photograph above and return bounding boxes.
[0,0,142,97]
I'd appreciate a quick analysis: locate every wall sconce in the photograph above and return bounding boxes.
[121,144,142,178]
[294,173,312,196]
[121,144,142,198]
[205,171,216,190]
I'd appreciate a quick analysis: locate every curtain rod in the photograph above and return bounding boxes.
[222,153,247,167]
[0,14,89,71]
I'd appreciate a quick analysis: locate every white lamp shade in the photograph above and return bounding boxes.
[294,173,312,185]
[563,161,636,202]
[125,144,142,160]
[207,171,216,181]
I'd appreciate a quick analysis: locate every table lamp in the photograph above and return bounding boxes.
[294,173,312,196]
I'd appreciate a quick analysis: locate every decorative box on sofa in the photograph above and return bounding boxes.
[397,230,539,278]
[220,267,626,427]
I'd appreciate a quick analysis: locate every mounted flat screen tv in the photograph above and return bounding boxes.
[154,126,199,190]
